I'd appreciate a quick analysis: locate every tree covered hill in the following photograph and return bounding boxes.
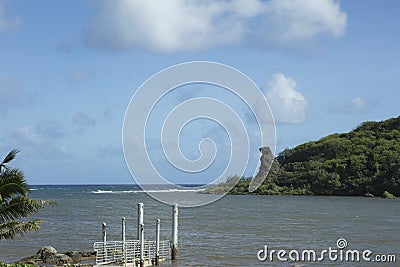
[205,116,400,197]
[275,116,400,196]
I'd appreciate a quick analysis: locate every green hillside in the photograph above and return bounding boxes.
[206,116,400,197]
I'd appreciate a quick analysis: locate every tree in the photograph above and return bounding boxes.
[0,149,55,239]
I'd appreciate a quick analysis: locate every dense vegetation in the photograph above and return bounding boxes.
[206,116,400,197]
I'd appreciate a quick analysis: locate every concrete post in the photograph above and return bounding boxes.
[102,222,107,263]
[122,217,126,242]
[102,222,107,243]
[171,204,178,260]
[139,223,144,267]
[122,217,126,264]
[155,219,160,265]
[137,203,144,240]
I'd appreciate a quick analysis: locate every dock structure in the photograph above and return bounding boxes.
[93,203,178,266]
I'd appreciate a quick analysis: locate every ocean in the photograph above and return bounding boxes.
[0,185,399,266]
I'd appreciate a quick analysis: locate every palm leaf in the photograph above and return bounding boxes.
[0,149,19,171]
[0,168,29,201]
[0,196,56,224]
[0,149,57,239]
[0,220,43,240]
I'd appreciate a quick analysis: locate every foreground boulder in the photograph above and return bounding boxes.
[37,246,57,262]
[36,246,72,264]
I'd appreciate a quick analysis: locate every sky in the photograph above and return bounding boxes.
[0,0,399,185]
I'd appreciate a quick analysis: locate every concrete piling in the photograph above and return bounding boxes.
[137,203,144,240]
[139,223,144,267]
[102,222,107,243]
[171,204,178,260]
[155,219,160,265]
[122,217,126,264]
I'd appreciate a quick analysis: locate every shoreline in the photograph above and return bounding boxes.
[2,246,96,266]
[199,190,397,199]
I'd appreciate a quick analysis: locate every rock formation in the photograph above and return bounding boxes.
[252,147,280,186]
[16,246,95,266]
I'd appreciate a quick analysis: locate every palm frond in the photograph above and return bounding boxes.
[0,196,56,224]
[0,149,19,171]
[0,168,29,201]
[0,220,43,240]
[0,149,57,240]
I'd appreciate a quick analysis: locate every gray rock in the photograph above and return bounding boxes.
[251,147,280,186]
[55,253,73,264]
[364,192,374,197]
[65,251,82,262]
[17,247,95,266]
[15,255,41,265]
[36,246,57,261]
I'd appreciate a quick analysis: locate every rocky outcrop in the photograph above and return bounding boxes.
[37,246,59,262]
[251,147,280,185]
[382,191,396,199]
[257,147,274,178]
[65,250,96,262]
[246,146,280,192]
[16,246,95,266]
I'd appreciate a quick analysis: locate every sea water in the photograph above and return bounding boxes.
[0,185,399,266]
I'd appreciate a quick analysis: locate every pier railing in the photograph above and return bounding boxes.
[94,240,171,265]
[93,203,178,266]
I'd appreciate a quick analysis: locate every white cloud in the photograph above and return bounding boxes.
[0,2,21,33]
[350,97,368,111]
[334,97,377,114]
[34,120,66,138]
[85,0,347,52]
[11,127,46,146]
[73,112,96,126]
[103,109,115,121]
[262,0,347,45]
[0,74,33,113]
[264,73,308,124]
[6,121,69,159]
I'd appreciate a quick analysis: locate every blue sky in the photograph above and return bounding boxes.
[0,0,399,185]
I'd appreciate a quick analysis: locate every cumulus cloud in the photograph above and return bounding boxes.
[103,109,115,121]
[6,121,69,159]
[34,120,66,139]
[73,112,96,126]
[10,127,46,147]
[0,2,21,33]
[0,74,33,113]
[85,0,347,52]
[333,97,377,114]
[264,73,308,124]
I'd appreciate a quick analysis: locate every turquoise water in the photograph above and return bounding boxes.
[0,185,399,266]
